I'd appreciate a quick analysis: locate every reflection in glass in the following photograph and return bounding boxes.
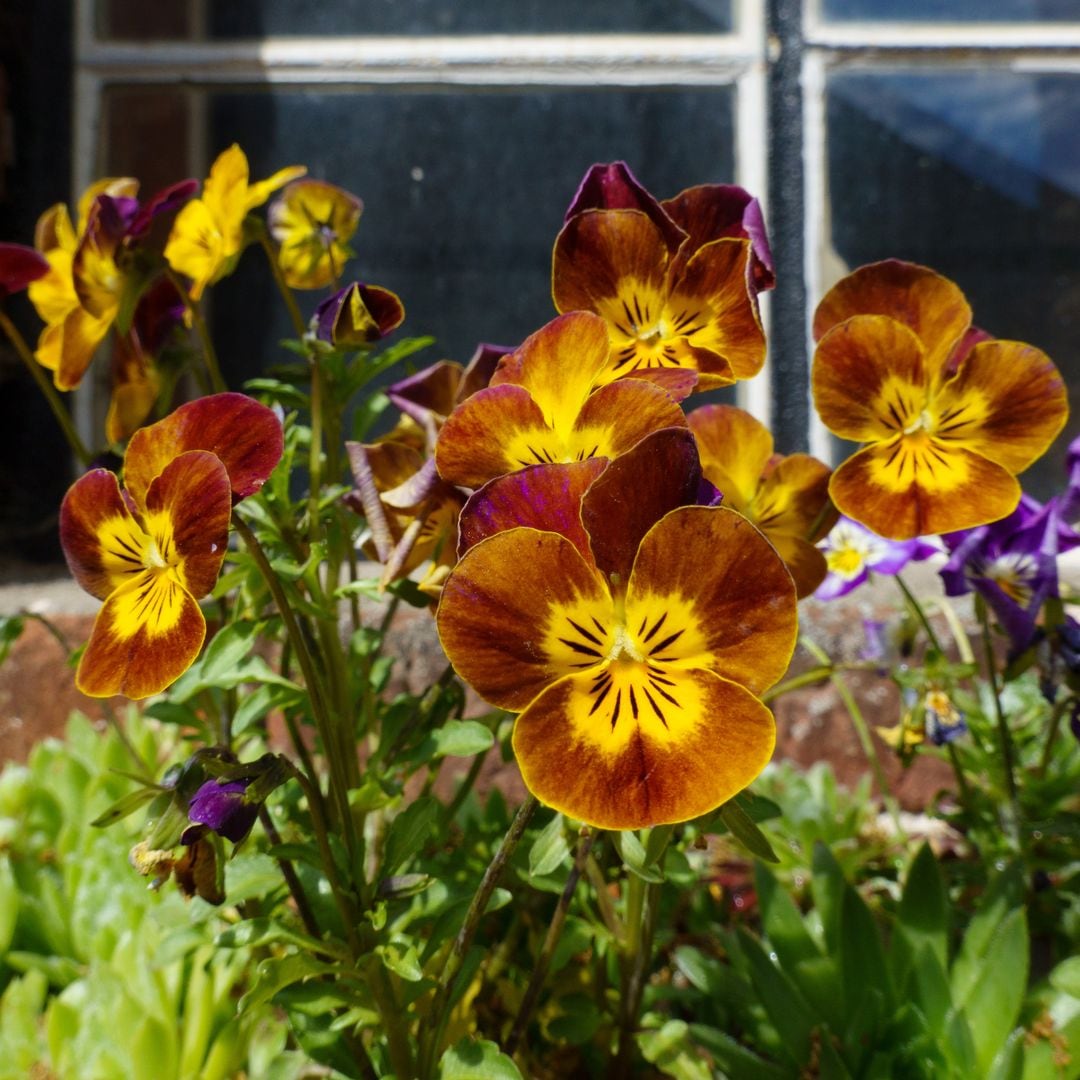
[824,0,1078,21]
[826,70,1080,496]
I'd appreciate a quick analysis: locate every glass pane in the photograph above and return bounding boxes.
[825,69,1080,497]
[97,0,731,40]
[193,87,736,384]
[823,0,1078,21]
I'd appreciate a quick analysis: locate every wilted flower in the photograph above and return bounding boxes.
[269,179,363,289]
[312,281,404,346]
[812,260,1068,539]
[184,779,258,844]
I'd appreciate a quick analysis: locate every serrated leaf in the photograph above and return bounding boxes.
[719,800,779,863]
[529,814,570,877]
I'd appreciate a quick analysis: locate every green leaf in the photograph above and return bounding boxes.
[986,1030,1025,1080]
[637,1019,712,1080]
[960,907,1029,1073]
[88,784,158,828]
[0,614,25,665]
[1050,956,1080,999]
[378,940,425,982]
[897,843,948,973]
[611,830,665,883]
[756,862,820,967]
[719,800,779,863]
[231,682,306,735]
[689,1024,789,1080]
[839,883,892,1015]
[238,953,338,1013]
[383,797,440,876]
[529,813,569,877]
[438,1037,523,1079]
[811,842,845,955]
[431,720,494,759]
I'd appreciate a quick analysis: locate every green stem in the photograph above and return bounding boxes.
[615,871,658,1077]
[0,308,93,465]
[585,853,624,941]
[946,742,974,816]
[1038,695,1072,777]
[895,572,944,653]
[257,227,307,338]
[258,806,322,941]
[441,751,487,827]
[166,270,227,393]
[232,512,355,860]
[762,660,878,703]
[506,828,595,1056]
[975,595,1021,847]
[803,636,906,840]
[419,795,539,1079]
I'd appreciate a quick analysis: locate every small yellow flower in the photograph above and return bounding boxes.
[165,144,305,301]
[268,179,363,289]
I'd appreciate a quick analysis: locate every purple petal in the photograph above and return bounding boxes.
[126,179,199,241]
[0,243,49,299]
[187,779,257,844]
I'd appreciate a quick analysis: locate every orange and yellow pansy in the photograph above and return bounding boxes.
[687,404,836,597]
[165,144,305,302]
[268,179,363,289]
[438,429,797,829]
[435,311,686,489]
[552,163,772,391]
[60,394,283,699]
[812,260,1068,539]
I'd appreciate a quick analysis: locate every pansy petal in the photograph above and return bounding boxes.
[931,340,1068,475]
[626,506,797,694]
[436,529,613,711]
[552,209,670,322]
[125,392,284,507]
[0,243,49,298]
[388,361,464,428]
[60,469,143,599]
[623,368,698,401]
[569,377,687,464]
[564,162,686,252]
[581,427,705,584]
[76,573,207,699]
[458,459,607,560]
[143,450,231,598]
[813,316,928,442]
[756,454,837,543]
[768,533,830,599]
[513,667,774,830]
[830,440,1021,540]
[671,239,765,381]
[56,307,112,391]
[687,404,773,514]
[490,312,610,437]
[812,260,971,385]
[434,384,551,488]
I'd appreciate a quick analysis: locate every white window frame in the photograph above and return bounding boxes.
[72,0,771,439]
[801,0,1080,460]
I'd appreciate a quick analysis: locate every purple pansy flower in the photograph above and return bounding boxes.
[185,779,258,844]
[940,494,1080,653]
[814,515,937,601]
[312,281,404,346]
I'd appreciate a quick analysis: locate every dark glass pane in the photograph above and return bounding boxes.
[203,88,735,384]
[826,70,1080,497]
[208,0,732,37]
[96,0,732,39]
[824,0,1077,21]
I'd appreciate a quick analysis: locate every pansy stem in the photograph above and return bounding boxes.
[895,573,945,654]
[0,307,93,466]
[1038,695,1072,777]
[762,660,878,702]
[256,226,307,338]
[976,595,1022,845]
[418,795,538,1079]
[615,871,659,1077]
[802,636,906,840]
[506,828,595,1056]
[165,270,227,394]
[258,806,322,940]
